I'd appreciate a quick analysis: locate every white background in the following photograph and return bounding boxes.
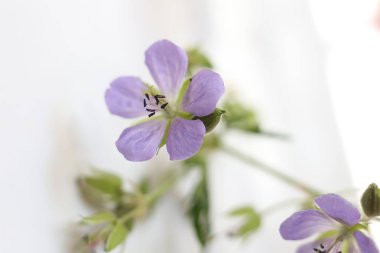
[1,0,380,252]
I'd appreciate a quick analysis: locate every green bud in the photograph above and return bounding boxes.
[186,47,213,75]
[193,108,225,133]
[361,183,380,217]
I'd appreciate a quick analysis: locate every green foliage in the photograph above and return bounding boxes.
[84,170,123,201]
[361,183,380,217]
[105,222,128,252]
[193,108,225,133]
[229,206,261,238]
[223,99,261,133]
[82,212,116,225]
[187,167,211,247]
[187,48,213,75]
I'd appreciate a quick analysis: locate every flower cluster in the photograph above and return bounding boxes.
[280,194,379,253]
[105,40,224,161]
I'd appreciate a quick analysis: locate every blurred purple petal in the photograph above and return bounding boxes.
[296,238,336,253]
[181,69,225,117]
[116,119,167,161]
[105,76,147,118]
[145,40,188,101]
[166,118,205,160]
[354,231,379,253]
[279,210,337,240]
[315,194,361,226]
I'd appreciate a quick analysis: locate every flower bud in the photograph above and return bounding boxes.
[193,108,225,133]
[361,183,380,217]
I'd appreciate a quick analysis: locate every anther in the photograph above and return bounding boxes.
[161,103,168,109]
[143,99,147,107]
[148,112,155,117]
[145,93,150,100]
[189,78,192,82]
[146,109,155,112]
[154,96,159,105]
[320,244,324,249]
[155,95,165,98]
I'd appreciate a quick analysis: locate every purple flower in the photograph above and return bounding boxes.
[105,40,224,161]
[280,194,379,253]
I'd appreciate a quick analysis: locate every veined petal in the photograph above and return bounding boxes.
[354,231,379,253]
[296,238,336,253]
[181,69,225,117]
[166,118,205,160]
[279,210,337,240]
[116,119,167,161]
[145,40,188,101]
[105,76,147,118]
[315,194,361,226]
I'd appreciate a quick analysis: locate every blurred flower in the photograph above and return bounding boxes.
[280,194,379,253]
[105,40,224,161]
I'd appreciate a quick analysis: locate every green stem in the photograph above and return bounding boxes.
[221,144,321,196]
[146,170,185,205]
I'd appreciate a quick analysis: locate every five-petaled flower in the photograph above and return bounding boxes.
[280,194,379,253]
[105,40,224,161]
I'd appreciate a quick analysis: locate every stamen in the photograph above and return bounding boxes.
[143,99,147,107]
[154,96,159,105]
[161,103,168,109]
[146,109,155,112]
[155,95,165,98]
[145,93,150,100]
[321,244,324,249]
[148,112,155,117]
[189,78,192,82]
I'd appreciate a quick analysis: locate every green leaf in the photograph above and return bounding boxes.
[193,108,225,133]
[187,167,210,247]
[84,170,123,200]
[82,212,116,225]
[229,206,261,238]
[105,222,128,252]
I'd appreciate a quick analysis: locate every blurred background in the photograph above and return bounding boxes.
[1,0,380,252]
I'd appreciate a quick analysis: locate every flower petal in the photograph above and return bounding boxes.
[166,118,205,160]
[354,231,379,253]
[116,119,167,161]
[145,40,188,101]
[181,69,225,117]
[315,194,361,226]
[105,76,147,118]
[296,238,336,253]
[279,210,337,240]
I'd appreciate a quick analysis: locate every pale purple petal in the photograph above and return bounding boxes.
[145,40,188,101]
[166,118,205,160]
[105,76,147,118]
[354,231,379,253]
[296,238,336,253]
[116,119,167,161]
[279,210,337,240]
[181,69,225,117]
[315,194,361,226]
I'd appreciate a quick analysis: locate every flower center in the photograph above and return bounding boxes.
[313,242,342,253]
[143,93,169,117]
